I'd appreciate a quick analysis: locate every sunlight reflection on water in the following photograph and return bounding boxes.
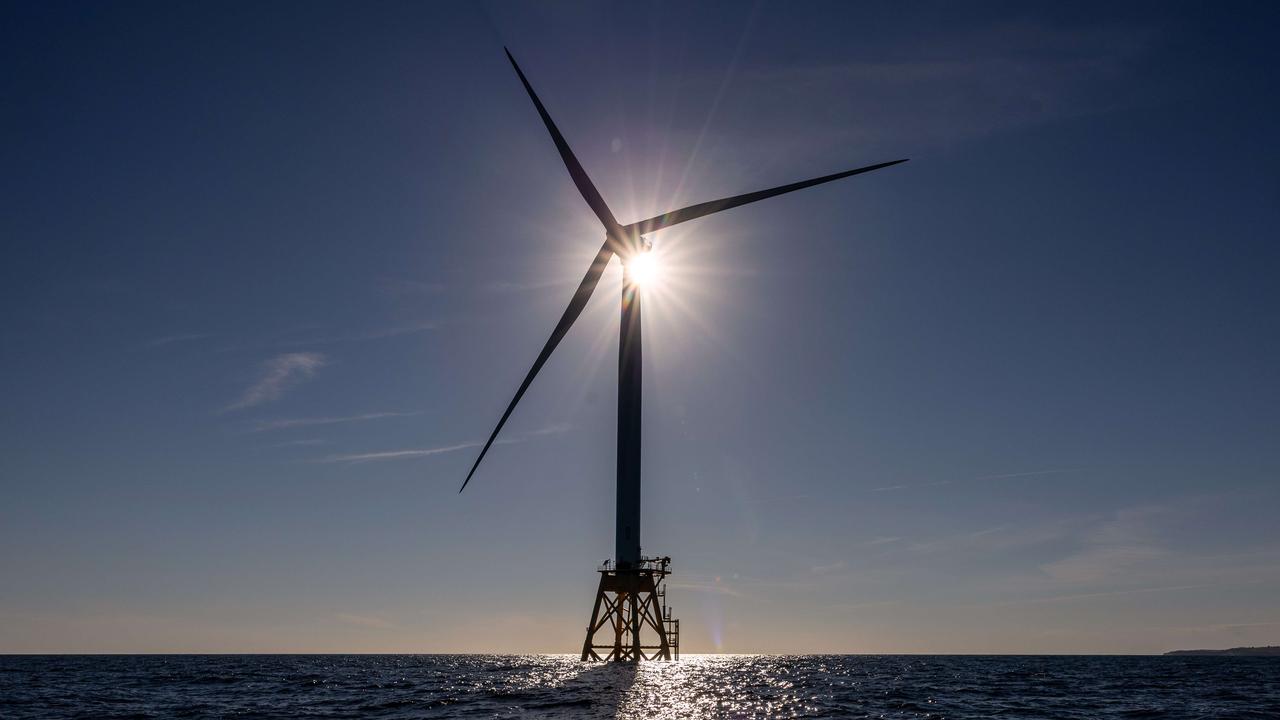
[3,653,1277,719]
[613,655,818,719]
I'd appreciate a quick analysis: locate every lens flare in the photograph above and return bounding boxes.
[628,251,662,287]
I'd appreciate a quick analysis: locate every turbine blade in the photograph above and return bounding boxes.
[459,240,615,492]
[505,48,623,237]
[626,159,909,236]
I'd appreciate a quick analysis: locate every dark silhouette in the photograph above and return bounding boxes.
[1165,646,1280,656]
[460,47,907,660]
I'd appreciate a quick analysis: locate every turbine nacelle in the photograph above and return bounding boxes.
[606,228,647,260]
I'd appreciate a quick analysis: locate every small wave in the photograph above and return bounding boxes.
[2,655,1278,719]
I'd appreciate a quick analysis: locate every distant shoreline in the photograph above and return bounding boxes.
[1164,646,1280,657]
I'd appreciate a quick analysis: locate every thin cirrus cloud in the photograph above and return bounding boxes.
[707,21,1160,150]
[226,352,327,411]
[318,442,484,464]
[251,411,421,432]
[316,423,570,464]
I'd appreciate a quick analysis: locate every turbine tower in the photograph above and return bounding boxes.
[461,48,907,661]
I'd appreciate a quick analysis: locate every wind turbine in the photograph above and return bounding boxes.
[461,48,907,661]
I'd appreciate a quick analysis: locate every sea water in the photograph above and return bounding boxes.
[2,653,1277,718]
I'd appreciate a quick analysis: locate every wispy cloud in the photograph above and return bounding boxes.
[976,469,1078,481]
[1042,544,1169,584]
[522,422,571,438]
[1039,505,1171,583]
[319,442,482,464]
[227,352,327,411]
[251,411,420,432]
[316,423,571,464]
[703,20,1160,153]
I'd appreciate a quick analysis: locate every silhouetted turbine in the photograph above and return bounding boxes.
[460,48,906,493]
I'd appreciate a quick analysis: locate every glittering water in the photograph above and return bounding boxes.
[2,654,1278,718]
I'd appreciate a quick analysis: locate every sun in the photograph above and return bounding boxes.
[627,249,662,288]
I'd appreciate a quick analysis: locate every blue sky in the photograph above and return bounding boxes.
[2,1,1278,653]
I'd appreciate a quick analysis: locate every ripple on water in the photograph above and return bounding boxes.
[1,654,1278,719]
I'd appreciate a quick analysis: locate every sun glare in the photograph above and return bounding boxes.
[628,250,662,288]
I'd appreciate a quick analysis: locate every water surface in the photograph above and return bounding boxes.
[3,654,1277,718]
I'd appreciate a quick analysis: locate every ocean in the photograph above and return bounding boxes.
[2,654,1277,718]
